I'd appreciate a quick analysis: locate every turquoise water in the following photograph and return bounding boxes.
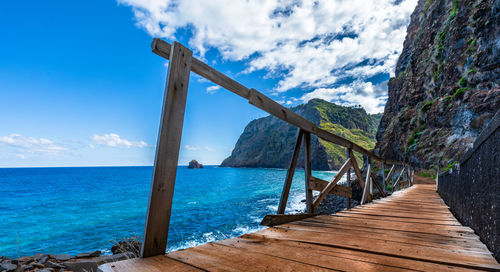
[0,166,336,258]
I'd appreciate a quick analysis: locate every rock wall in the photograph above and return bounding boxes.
[376,0,500,169]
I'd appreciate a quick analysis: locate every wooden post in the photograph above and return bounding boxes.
[407,167,411,187]
[303,132,313,213]
[382,162,385,194]
[278,129,304,214]
[366,156,372,195]
[361,161,372,204]
[436,167,439,191]
[141,42,193,258]
[391,165,395,193]
[350,152,371,201]
[346,148,351,209]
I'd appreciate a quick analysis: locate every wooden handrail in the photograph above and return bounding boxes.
[151,38,406,166]
[143,39,415,257]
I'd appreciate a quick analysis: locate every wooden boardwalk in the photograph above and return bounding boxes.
[101,184,500,271]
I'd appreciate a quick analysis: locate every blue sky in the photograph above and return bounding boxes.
[0,0,417,167]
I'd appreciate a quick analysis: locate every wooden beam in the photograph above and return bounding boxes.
[142,42,193,258]
[347,148,352,208]
[278,129,304,214]
[384,165,395,185]
[150,38,407,167]
[260,214,315,227]
[382,162,385,194]
[407,167,412,187]
[361,161,372,204]
[349,152,371,201]
[370,173,387,197]
[394,165,406,189]
[249,89,316,134]
[309,177,352,198]
[303,132,313,213]
[312,158,351,209]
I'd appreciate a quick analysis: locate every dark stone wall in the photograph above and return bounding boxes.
[438,110,500,261]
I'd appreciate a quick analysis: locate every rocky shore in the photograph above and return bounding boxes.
[0,238,141,272]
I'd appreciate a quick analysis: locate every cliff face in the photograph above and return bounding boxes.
[221,99,381,170]
[375,0,500,169]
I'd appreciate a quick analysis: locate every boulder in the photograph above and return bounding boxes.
[63,261,98,272]
[52,254,71,261]
[187,160,203,169]
[75,250,101,259]
[95,252,136,265]
[0,263,17,272]
[111,239,141,255]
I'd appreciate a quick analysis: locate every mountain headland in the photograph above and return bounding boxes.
[221,99,381,170]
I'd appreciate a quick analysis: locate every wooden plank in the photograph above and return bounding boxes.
[335,212,462,226]
[312,157,351,209]
[279,221,489,253]
[221,234,475,272]
[141,42,193,257]
[309,176,352,198]
[258,227,500,271]
[277,129,303,214]
[304,215,476,236]
[343,209,457,221]
[303,131,313,213]
[98,256,202,272]
[284,219,487,249]
[260,213,316,227]
[167,242,332,271]
[150,38,408,167]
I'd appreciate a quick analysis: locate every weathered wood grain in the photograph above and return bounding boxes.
[303,132,313,213]
[141,42,192,258]
[260,214,316,227]
[277,129,303,214]
[106,185,500,272]
[150,38,407,166]
[312,157,351,209]
[309,176,352,198]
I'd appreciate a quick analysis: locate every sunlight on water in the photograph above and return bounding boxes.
[0,166,336,257]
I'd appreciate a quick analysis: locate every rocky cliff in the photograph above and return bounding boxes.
[221,99,381,170]
[375,0,500,169]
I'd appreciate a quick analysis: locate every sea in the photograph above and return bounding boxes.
[0,166,337,258]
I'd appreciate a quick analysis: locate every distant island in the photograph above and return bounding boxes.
[221,99,381,170]
[188,160,203,169]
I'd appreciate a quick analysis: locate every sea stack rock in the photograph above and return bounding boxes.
[188,160,203,169]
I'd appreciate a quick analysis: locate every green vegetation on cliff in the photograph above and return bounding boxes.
[221,99,381,170]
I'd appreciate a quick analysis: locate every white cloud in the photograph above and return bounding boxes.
[206,85,221,93]
[300,81,387,114]
[119,0,417,113]
[185,145,200,151]
[205,146,216,152]
[0,134,68,155]
[92,133,148,148]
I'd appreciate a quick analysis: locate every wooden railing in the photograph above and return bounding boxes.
[141,39,414,257]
